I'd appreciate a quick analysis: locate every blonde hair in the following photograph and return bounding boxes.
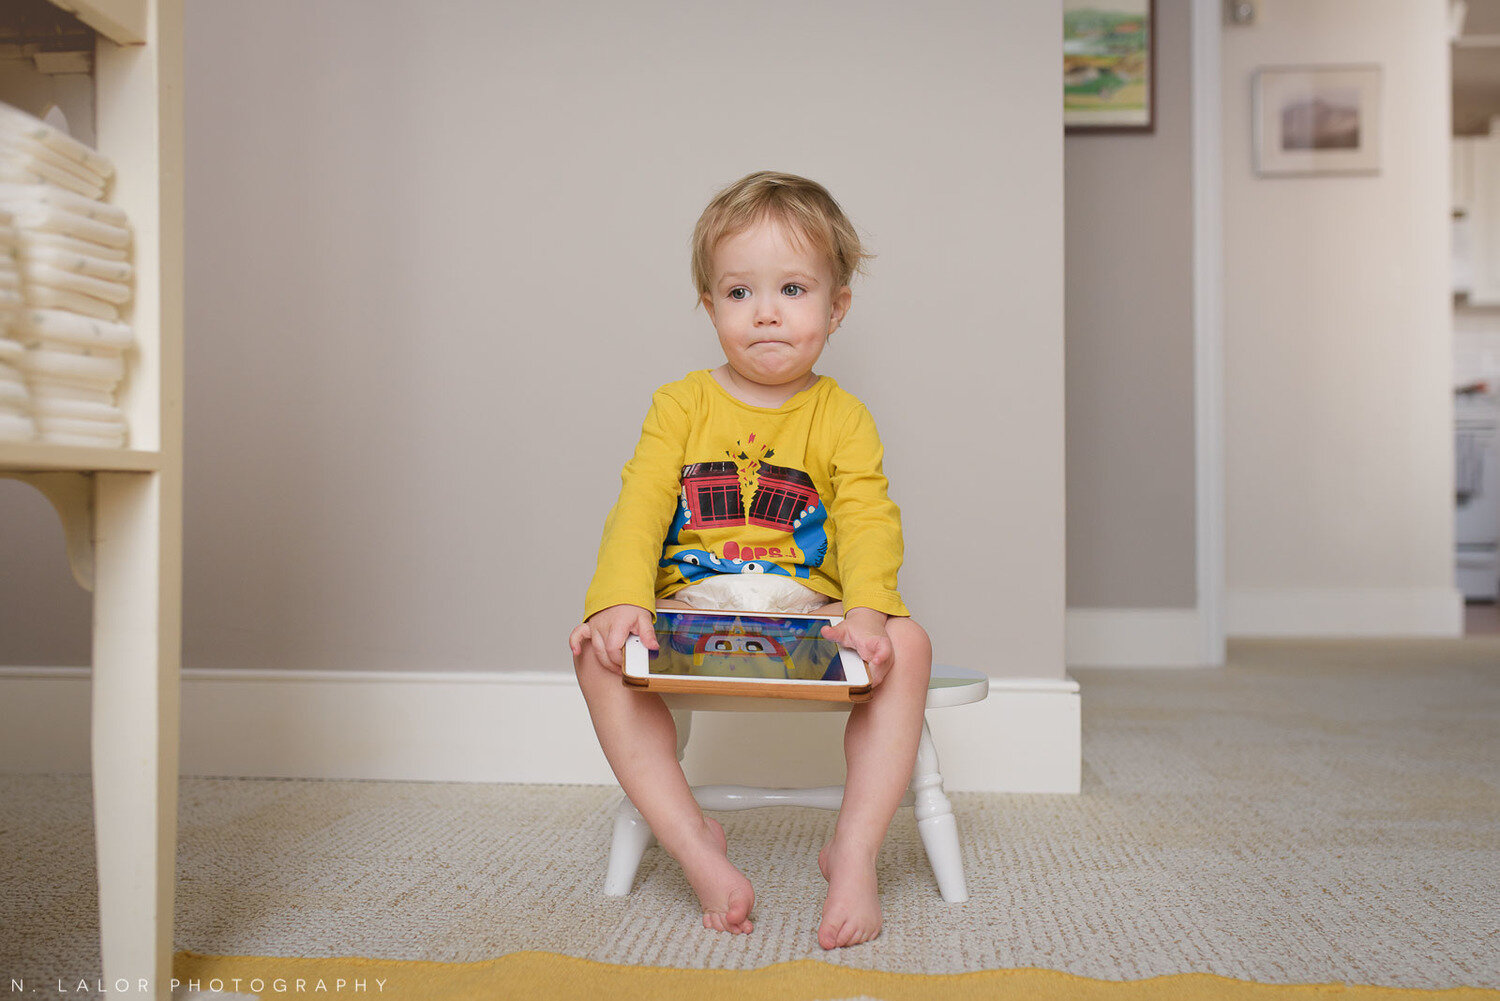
[690,171,872,302]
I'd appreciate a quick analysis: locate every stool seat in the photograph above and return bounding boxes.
[602,665,986,903]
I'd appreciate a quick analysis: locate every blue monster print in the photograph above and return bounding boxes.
[665,491,691,546]
[789,498,829,577]
[663,548,795,583]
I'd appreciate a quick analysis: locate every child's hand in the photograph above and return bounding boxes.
[569,603,659,674]
[821,607,894,686]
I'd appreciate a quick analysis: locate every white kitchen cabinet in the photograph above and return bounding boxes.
[1457,132,1500,305]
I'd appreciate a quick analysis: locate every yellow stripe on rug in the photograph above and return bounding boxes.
[173,951,1498,1001]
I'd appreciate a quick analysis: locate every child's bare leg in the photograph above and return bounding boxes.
[574,629,754,934]
[817,610,932,949]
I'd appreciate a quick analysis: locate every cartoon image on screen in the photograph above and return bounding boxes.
[651,611,848,681]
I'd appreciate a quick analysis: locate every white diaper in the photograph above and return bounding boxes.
[24,284,119,321]
[672,574,831,615]
[0,410,35,441]
[19,347,124,384]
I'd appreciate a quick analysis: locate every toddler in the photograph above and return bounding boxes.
[568,171,932,950]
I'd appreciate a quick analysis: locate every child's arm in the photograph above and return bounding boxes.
[579,388,691,661]
[819,404,908,685]
[828,404,909,619]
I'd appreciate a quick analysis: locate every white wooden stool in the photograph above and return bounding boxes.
[603,664,988,903]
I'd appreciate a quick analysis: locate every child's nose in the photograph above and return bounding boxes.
[754,300,780,325]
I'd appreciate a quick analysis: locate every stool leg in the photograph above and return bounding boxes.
[603,710,690,896]
[911,718,968,903]
[604,796,654,896]
[671,708,692,761]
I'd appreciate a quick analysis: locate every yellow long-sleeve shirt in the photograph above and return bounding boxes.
[584,369,909,621]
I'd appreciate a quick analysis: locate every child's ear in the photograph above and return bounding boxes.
[700,292,716,319]
[829,286,853,333]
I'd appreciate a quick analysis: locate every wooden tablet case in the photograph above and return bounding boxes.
[622,670,873,703]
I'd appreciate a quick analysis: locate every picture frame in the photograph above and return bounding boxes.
[1064,0,1155,134]
[1253,65,1383,176]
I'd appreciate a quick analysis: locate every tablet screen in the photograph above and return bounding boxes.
[647,610,849,682]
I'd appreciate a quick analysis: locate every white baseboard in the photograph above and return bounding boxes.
[1225,586,1466,637]
[0,666,1081,794]
[1066,608,1210,667]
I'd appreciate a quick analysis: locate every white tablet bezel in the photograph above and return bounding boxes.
[622,608,870,691]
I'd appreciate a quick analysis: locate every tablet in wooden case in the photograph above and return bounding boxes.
[622,608,873,703]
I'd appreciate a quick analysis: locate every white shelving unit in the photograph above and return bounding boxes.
[1,1,182,997]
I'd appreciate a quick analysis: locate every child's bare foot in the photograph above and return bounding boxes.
[670,816,754,934]
[816,836,882,949]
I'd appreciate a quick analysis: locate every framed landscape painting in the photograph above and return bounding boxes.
[1253,65,1382,176]
[1064,0,1155,133]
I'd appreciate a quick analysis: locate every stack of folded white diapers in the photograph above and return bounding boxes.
[0,101,132,448]
[0,207,26,442]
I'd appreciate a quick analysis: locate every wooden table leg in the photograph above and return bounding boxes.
[91,471,180,999]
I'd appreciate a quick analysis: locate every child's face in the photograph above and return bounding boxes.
[701,216,852,393]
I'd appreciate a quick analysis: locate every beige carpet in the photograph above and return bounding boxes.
[2,638,1497,995]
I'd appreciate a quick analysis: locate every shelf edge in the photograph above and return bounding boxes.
[0,443,161,473]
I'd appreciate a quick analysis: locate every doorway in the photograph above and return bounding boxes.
[1450,0,1500,634]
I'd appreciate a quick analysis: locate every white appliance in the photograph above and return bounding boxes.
[1456,388,1500,600]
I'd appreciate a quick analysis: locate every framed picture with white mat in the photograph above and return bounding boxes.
[1254,64,1382,177]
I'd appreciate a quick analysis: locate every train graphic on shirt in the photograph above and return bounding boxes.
[661,453,831,584]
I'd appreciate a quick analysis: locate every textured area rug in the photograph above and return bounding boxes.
[3,639,1497,998]
[169,950,1500,1001]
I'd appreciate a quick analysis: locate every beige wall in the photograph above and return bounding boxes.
[1064,0,1197,609]
[0,1,1067,679]
[1222,0,1457,626]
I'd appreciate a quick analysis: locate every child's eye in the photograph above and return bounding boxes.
[728,287,749,300]
[782,284,805,297]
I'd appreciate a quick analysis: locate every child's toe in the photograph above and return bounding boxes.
[816,920,841,950]
[725,887,753,927]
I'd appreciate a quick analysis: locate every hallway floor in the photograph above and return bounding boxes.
[1465,600,1500,635]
